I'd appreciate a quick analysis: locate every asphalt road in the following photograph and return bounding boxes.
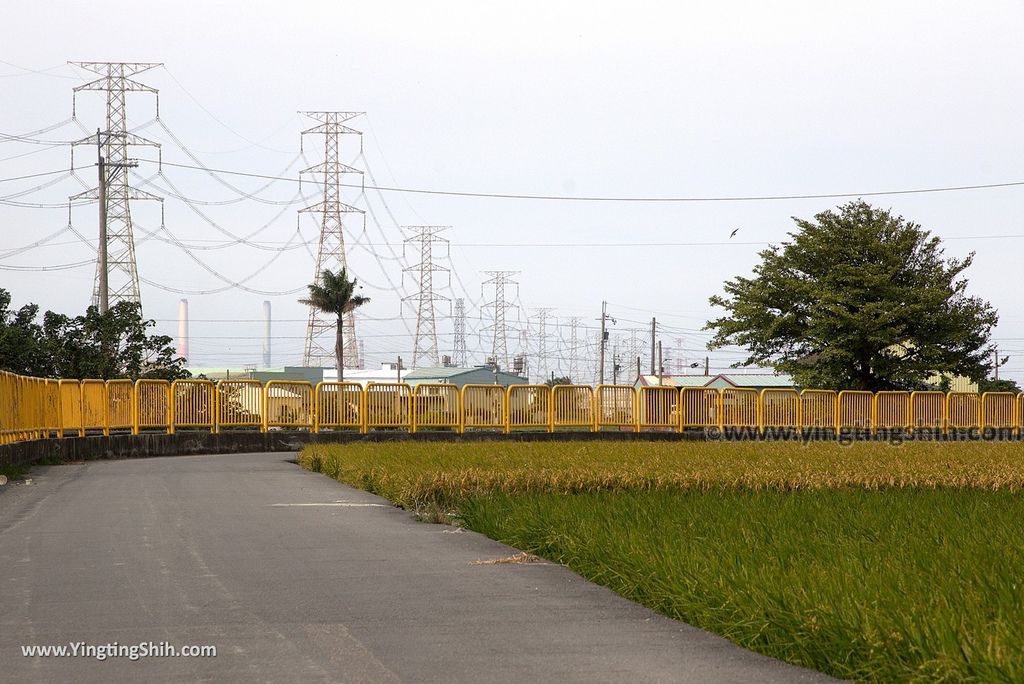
[0,452,834,683]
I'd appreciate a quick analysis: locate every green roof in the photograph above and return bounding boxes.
[718,374,795,387]
[403,366,521,380]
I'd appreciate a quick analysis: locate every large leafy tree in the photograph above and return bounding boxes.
[0,289,189,380]
[299,268,370,381]
[705,201,998,391]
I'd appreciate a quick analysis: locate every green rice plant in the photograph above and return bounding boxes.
[460,490,1024,683]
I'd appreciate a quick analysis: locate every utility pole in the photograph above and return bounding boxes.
[636,356,641,383]
[403,226,450,368]
[70,62,162,311]
[657,341,663,385]
[704,355,710,376]
[994,347,1010,380]
[597,301,615,384]
[482,271,518,371]
[612,343,620,384]
[650,317,657,375]
[299,111,365,369]
[452,298,468,367]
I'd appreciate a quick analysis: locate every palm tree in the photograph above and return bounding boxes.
[299,268,370,380]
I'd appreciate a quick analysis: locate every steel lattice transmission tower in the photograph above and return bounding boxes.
[533,308,552,382]
[482,271,518,371]
[565,316,582,382]
[452,299,468,367]
[69,62,163,311]
[403,226,450,369]
[299,111,365,369]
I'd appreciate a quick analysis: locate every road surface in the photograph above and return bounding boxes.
[0,452,833,682]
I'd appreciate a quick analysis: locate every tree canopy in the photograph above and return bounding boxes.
[0,289,189,381]
[704,201,998,391]
[299,268,370,379]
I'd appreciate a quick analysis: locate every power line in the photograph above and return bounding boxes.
[129,157,1024,203]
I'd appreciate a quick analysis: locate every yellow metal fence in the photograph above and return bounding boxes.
[3,373,1024,442]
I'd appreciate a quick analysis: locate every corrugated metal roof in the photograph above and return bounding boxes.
[718,373,795,387]
[403,367,479,380]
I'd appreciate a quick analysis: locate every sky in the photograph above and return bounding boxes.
[1,0,1023,384]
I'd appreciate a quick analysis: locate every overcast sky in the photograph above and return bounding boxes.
[2,1,1023,383]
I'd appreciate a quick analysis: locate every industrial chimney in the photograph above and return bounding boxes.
[262,300,271,368]
[177,299,189,359]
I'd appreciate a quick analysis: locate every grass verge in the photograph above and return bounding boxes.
[300,441,1024,681]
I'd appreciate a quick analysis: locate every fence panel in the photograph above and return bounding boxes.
[508,385,551,431]
[909,391,945,430]
[946,392,980,431]
[800,390,837,431]
[1020,393,1024,434]
[838,390,874,431]
[760,389,799,430]
[43,378,61,438]
[596,385,636,431]
[216,380,264,430]
[551,385,594,430]
[874,391,910,431]
[412,383,460,431]
[316,382,364,431]
[680,388,720,429]
[170,379,215,432]
[134,380,169,433]
[982,392,1015,430]
[81,379,107,435]
[365,383,412,430]
[637,386,677,430]
[722,388,759,429]
[106,380,134,432]
[58,379,83,437]
[461,384,506,431]
[264,381,314,430]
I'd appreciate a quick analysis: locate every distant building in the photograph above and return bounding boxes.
[635,373,796,392]
[403,366,529,388]
[187,366,324,384]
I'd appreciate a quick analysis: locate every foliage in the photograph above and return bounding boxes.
[462,490,1024,682]
[300,441,1024,681]
[299,268,370,379]
[978,377,1021,394]
[705,201,998,391]
[0,288,189,380]
[545,375,573,387]
[298,440,1024,510]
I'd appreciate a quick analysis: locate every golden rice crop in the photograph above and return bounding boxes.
[299,440,1024,508]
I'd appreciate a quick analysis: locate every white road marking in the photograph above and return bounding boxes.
[271,502,387,507]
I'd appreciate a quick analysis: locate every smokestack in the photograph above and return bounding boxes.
[262,300,271,368]
[177,299,189,359]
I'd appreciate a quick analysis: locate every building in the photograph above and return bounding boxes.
[635,373,796,391]
[402,366,529,389]
[186,366,324,384]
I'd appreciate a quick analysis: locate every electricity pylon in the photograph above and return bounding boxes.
[69,61,163,311]
[452,299,468,367]
[482,271,518,371]
[299,111,364,369]
[565,316,582,382]
[533,307,553,382]
[403,226,450,369]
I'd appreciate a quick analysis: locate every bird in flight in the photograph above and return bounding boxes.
[729,228,740,239]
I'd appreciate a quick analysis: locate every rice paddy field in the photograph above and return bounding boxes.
[299,441,1024,682]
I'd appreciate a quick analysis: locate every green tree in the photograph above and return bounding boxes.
[545,375,573,387]
[299,268,370,381]
[0,290,48,375]
[705,201,998,391]
[0,289,189,380]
